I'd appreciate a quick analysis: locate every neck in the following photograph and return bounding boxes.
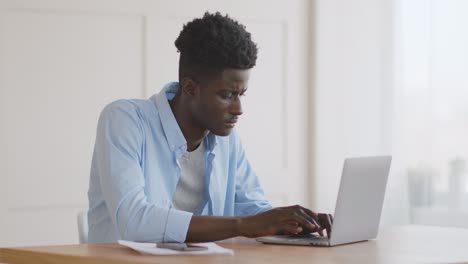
[169,94,208,151]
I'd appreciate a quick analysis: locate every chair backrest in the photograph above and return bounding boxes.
[77,210,88,243]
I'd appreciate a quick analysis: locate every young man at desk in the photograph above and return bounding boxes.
[87,12,332,243]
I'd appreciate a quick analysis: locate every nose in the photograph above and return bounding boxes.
[230,95,243,116]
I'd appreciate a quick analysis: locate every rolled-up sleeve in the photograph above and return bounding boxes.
[232,131,273,216]
[95,101,192,242]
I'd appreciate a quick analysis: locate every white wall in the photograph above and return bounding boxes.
[309,0,394,214]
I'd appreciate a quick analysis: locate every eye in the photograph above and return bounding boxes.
[221,91,233,99]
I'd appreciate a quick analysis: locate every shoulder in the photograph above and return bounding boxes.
[99,98,157,124]
[101,98,154,116]
[96,99,158,139]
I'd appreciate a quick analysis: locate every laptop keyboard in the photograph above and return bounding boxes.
[273,234,330,244]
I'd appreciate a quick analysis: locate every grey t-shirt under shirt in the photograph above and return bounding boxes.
[172,142,205,214]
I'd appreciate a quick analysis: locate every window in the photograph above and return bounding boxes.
[390,0,468,227]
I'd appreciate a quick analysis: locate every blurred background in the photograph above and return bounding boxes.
[0,0,467,246]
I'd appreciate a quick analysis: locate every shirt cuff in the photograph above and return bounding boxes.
[163,208,193,242]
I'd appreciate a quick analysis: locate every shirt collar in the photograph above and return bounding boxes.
[151,82,218,153]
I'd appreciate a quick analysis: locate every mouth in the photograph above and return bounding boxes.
[224,119,238,128]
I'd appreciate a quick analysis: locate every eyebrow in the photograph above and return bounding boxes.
[220,87,248,93]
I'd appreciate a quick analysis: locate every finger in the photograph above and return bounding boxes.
[286,207,316,229]
[301,207,319,219]
[301,207,321,225]
[277,221,298,235]
[310,218,322,231]
[286,220,299,226]
[318,213,333,238]
[301,207,331,237]
[290,213,316,231]
[280,223,303,235]
[288,206,323,232]
[299,207,322,231]
[328,214,333,237]
[317,229,324,236]
[326,214,333,237]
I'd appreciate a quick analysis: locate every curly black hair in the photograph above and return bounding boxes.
[174,12,258,83]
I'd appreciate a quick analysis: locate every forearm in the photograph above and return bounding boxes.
[185,206,330,243]
[185,215,244,242]
[114,192,193,242]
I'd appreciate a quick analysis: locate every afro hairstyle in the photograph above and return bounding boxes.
[174,12,258,83]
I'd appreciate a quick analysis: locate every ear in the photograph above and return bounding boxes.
[180,77,199,97]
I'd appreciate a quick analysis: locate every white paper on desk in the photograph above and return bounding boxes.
[118,240,234,256]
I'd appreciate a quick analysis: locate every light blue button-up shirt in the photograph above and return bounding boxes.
[87,82,272,243]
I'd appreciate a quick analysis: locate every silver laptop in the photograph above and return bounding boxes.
[256,156,392,247]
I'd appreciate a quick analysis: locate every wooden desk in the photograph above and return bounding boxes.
[1,225,468,264]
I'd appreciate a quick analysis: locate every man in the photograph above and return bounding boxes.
[88,12,332,243]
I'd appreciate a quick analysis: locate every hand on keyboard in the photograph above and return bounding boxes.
[295,213,333,238]
[239,205,333,238]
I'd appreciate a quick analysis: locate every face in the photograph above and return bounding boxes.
[189,68,250,136]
